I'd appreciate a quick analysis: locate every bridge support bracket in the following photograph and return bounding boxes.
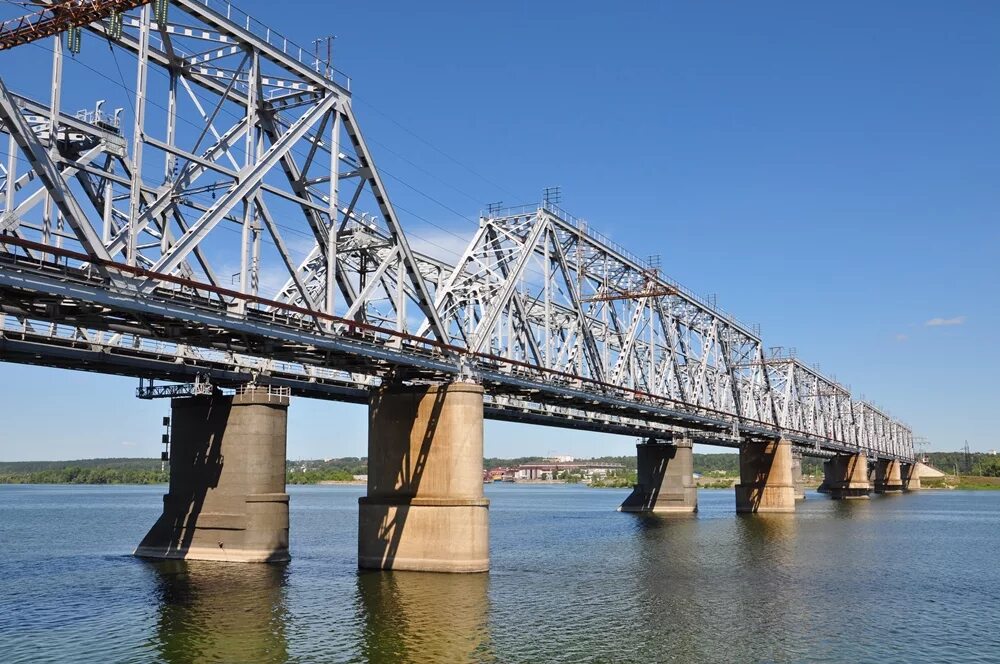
[134,386,291,563]
[821,453,871,499]
[791,450,806,500]
[619,437,697,513]
[901,462,921,491]
[735,438,796,513]
[873,458,905,493]
[359,382,489,573]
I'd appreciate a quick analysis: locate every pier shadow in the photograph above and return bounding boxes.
[136,396,227,556]
[143,559,289,664]
[363,385,446,569]
[356,569,494,663]
[620,441,680,512]
[737,442,777,513]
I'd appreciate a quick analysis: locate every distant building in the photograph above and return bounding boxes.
[511,461,623,481]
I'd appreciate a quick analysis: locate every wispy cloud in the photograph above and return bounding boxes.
[925,316,966,327]
[408,228,473,263]
[894,334,908,342]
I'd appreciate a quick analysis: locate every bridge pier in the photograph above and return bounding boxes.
[822,453,871,499]
[358,382,489,573]
[134,387,290,563]
[791,451,806,500]
[735,439,796,513]
[619,437,697,513]
[901,462,922,491]
[873,458,904,493]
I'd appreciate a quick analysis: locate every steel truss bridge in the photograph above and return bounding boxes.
[0,0,913,462]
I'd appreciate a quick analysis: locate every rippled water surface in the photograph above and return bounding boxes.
[1,484,998,663]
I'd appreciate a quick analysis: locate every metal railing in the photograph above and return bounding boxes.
[191,0,352,91]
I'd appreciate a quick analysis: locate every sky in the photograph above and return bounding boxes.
[1,0,998,460]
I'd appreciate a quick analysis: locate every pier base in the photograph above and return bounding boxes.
[735,439,796,513]
[135,387,290,563]
[874,459,904,494]
[358,382,489,573]
[619,438,697,513]
[791,452,806,500]
[901,462,922,491]
[823,453,871,499]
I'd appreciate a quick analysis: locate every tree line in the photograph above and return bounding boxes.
[3,451,996,485]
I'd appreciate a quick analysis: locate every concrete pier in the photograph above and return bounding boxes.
[901,462,922,491]
[619,438,697,513]
[135,387,290,563]
[791,452,806,500]
[735,439,796,513]
[822,453,871,499]
[874,458,904,494]
[358,382,489,573]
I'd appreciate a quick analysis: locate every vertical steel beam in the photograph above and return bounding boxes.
[326,110,340,321]
[126,3,150,266]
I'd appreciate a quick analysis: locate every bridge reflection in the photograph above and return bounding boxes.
[143,560,289,664]
[627,511,804,661]
[357,570,495,662]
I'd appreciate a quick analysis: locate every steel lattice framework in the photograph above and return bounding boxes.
[0,0,913,461]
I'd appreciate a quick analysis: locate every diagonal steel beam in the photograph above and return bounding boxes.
[146,93,337,280]
[0,77,112,263]
[341,102,447,343]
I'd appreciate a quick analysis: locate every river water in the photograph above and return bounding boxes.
[0,484,997,663]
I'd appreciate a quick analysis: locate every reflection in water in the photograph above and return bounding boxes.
[630,514,703,658]
[626,511,805,662]
[357,570,494,663]
[735,513,798,553]
[144,560,289,664]
[733,514,802,660]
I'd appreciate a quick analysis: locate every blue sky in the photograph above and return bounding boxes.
[1,0,997,460]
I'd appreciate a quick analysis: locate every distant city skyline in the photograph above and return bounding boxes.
[1,0,997,459]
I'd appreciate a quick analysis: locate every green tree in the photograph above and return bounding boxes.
[974,457,1000,477]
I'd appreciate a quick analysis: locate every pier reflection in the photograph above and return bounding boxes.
[629,510,805,661]
[357,570,495,663]
[732,514,803,660]
[144,560,289,664]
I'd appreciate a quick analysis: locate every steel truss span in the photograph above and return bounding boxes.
[0,0,913,461]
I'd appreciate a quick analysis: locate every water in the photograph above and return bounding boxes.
[1,484,998,663]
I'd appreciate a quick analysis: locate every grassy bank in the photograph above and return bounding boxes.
[922,475,1000,490]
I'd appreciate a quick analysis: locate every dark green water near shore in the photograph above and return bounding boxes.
[1,484,997,662]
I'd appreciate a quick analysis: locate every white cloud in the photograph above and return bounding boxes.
[407,227,473,263]
[894,334,908,342]
[925,316,966,327]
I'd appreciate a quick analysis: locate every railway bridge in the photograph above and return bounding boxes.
[0,0,916,571]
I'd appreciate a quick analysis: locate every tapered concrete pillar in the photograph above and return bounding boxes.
[873,458,904,494]
[791,452,806,500]
[735,439,795,513]
[359,382,489,573]
[619,437,697,513]
[901,462,922,491]
[135,387,290,562]
[823,453,871,499]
